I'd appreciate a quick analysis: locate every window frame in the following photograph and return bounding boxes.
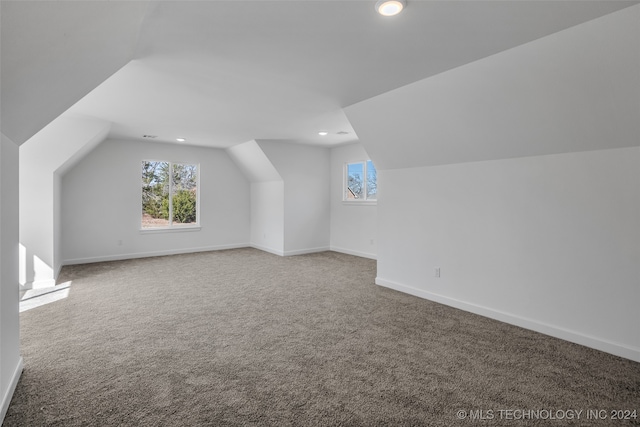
[140,160,201,233]
[343,160,377,205]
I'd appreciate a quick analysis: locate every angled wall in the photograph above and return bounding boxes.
[227,140,284,255]
[257,141,330,256]
[20,116,111,288]
[345,6,640,361]
[228,140,331,257]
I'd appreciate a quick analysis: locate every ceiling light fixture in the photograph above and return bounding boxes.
[176,138,186,142]
[318,131,329,136]
[375,0,406,16]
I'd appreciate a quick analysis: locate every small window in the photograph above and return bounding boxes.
[142,161,198,229]
[345,160,377,201]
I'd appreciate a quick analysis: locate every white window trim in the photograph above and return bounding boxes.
[140,160,201,232]
[342,200,377,206]
[140,226,201,234]
[343,160,377,204]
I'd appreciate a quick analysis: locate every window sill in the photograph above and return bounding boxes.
[139,226,201,234]
[342,200,377,206]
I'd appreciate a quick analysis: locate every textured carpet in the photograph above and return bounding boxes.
[4,248,639,426]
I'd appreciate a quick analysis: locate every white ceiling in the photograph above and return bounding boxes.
[2,0,637,148]
[346,4,640,169]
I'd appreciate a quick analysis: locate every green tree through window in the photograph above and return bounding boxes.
[142,161,198,228]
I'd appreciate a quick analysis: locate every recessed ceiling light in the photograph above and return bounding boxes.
[318,131,329,136]
[176,138,186,142]
[375,0,406,16]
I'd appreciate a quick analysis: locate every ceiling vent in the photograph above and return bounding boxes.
[143,135,158,138]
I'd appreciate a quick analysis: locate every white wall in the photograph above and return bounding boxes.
[251,181,285,255]
[61,139,250,264]
[330,143,377,259]
[345,6,640,361]
[53,173,63,287]
[377,147,640,361]
[258,141,330,255]
[20,115,110,288]
[0,133,22,423]
[226,140,285,255]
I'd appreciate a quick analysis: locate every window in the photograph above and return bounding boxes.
[141,161,199,229]
[345,160,377,201]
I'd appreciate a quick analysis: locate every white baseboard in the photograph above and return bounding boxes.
[54,262,63,281]
[330,246,377,260]
[376,277,640,363]
[66,243,331,265]
[250,244,331,257]
[250,243,284,256]
[28,278,57,290]
[63,243,250,266]
[283,246,330,256]
[1,356,23,424]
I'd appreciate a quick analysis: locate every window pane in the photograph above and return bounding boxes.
[346,162,364,199]
[171,163,198,225]
[366,160,377,200]
[142,161,170,228]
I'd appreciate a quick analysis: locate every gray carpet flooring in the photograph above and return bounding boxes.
[4,248,639,426]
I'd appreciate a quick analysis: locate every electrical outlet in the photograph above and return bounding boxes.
[435,267,440,278]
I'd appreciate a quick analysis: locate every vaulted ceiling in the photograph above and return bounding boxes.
[2,1,637,147]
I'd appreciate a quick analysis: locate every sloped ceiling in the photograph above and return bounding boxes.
[2,1,637,147]
[345,4,640,170]
[227,140,282,183]
[0,1,150,145]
